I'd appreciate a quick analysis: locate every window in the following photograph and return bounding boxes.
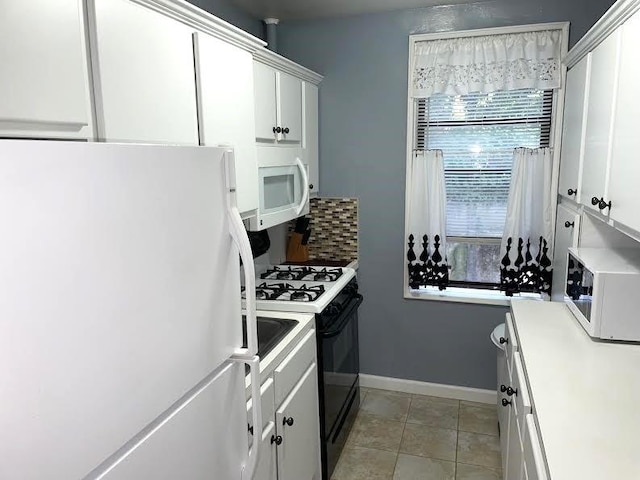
[415,89,554,288]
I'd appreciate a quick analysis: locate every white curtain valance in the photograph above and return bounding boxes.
[412,29,562,98]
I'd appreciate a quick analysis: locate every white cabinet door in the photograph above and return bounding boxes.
[304,82,320,195]
[580,28,621,214]
[523,415,548,480]
[255,421,279,480]
[558,55,590,202]
[276,363,321,480]
[194,32,258,214]
[91,0,198,144]
[0,0,91,138]
[277,72,303,143]
[506,409,524,480]
[254,61,278,143]
[551,204,580,301]
[608,10,640,232]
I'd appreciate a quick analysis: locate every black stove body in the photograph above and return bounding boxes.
[315,278,362,480]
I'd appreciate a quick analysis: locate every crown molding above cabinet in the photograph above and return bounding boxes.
[566,0,640,67]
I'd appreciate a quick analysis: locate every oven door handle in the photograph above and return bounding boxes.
[321,294,363,339]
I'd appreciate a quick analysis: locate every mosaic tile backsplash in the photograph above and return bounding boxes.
[291,197,358,262]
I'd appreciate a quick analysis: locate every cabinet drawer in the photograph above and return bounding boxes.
[247,377,275,442]
[505,312,519,375]
[512,353,533,434]
[274,329,316,406]
[523,414,548,480]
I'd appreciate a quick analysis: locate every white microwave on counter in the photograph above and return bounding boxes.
[565,247,640,341]
[248,146,309,231]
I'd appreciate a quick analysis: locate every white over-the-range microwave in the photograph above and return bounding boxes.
[565,247,640,342]
[248,146,310,231]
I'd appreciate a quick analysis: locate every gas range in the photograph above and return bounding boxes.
[242,265,357,314]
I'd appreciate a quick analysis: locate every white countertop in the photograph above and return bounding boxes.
[244,310,316,391]
[511,300,640,480]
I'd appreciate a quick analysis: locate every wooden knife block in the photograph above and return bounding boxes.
[286,232,309,263]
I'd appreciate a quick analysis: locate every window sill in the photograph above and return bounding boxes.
[405,286,542,307]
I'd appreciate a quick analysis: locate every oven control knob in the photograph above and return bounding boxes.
[326,303,340,316]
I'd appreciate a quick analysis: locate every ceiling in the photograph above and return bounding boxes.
[230,0,495,21]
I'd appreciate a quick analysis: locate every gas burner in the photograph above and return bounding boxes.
[251,282,325,302]
[260,266,343,282]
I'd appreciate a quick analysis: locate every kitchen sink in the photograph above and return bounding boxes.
[242,316,299,358]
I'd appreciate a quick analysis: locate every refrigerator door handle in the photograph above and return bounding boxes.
[225,151,262,479]
[295,157,309,216]
[231,354,262,480]
[224,151,257,357]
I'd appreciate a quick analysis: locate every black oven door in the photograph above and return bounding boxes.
[320,294,362,443]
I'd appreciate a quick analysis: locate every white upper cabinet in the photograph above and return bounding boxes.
[551,204,580,301]
[90,0,199,144]
[0,0,91,139]
[579,28,621,214]
[303,82,320,196]
[608,10,640,233]
[558,55,590,203]
[277,72,303,143]
[254,62,279,143]
[254,61,303,144]
[194,32,258,214]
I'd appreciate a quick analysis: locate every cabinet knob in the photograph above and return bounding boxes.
[309,184,314,190]
[283,416,294,426]
[567,188,577,196]
[499,337,508,345]
[591,196,600,206]
[501,398,512,407]
[598,198,612,211]
[271,435,283,445]
[565,221,575,228]
[500,384,508,393]
[506,386,518,397]
[283,127,290,134]
[273,126,282,134]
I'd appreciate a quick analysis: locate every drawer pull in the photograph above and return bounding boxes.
[501,398,512,407]
[499,337,508,344]
[565,221,575,228]
[567,188,577,196]
[506,386,518,397]
[271,435,283,445]
[283,416,295,427]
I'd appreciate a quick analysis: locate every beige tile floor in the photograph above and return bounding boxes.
[331,388,502,480]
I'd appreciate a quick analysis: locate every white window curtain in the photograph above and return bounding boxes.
[407,150,449,290]
[499,147,554,296]
[412,29,562,98]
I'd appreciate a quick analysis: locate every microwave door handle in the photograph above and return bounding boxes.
[295,157,309,216]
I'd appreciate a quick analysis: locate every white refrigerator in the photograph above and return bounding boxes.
[0,140,260,479]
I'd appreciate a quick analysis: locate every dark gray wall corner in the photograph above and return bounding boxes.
[276,0,615,390]
[185,0,264,39]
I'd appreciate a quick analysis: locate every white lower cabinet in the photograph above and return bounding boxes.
[499,341,547,480]
[251,329,321,480]
[276,364,321,480]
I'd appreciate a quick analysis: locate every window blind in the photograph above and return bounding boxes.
[415,89,552,238]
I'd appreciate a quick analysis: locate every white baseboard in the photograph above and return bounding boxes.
[359,374,496,405]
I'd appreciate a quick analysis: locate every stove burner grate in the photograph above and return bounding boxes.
[260,266,343,282]
[253,282,325,302]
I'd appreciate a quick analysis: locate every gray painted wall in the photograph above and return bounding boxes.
[186,0,263,39]
[277,0,615,389]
